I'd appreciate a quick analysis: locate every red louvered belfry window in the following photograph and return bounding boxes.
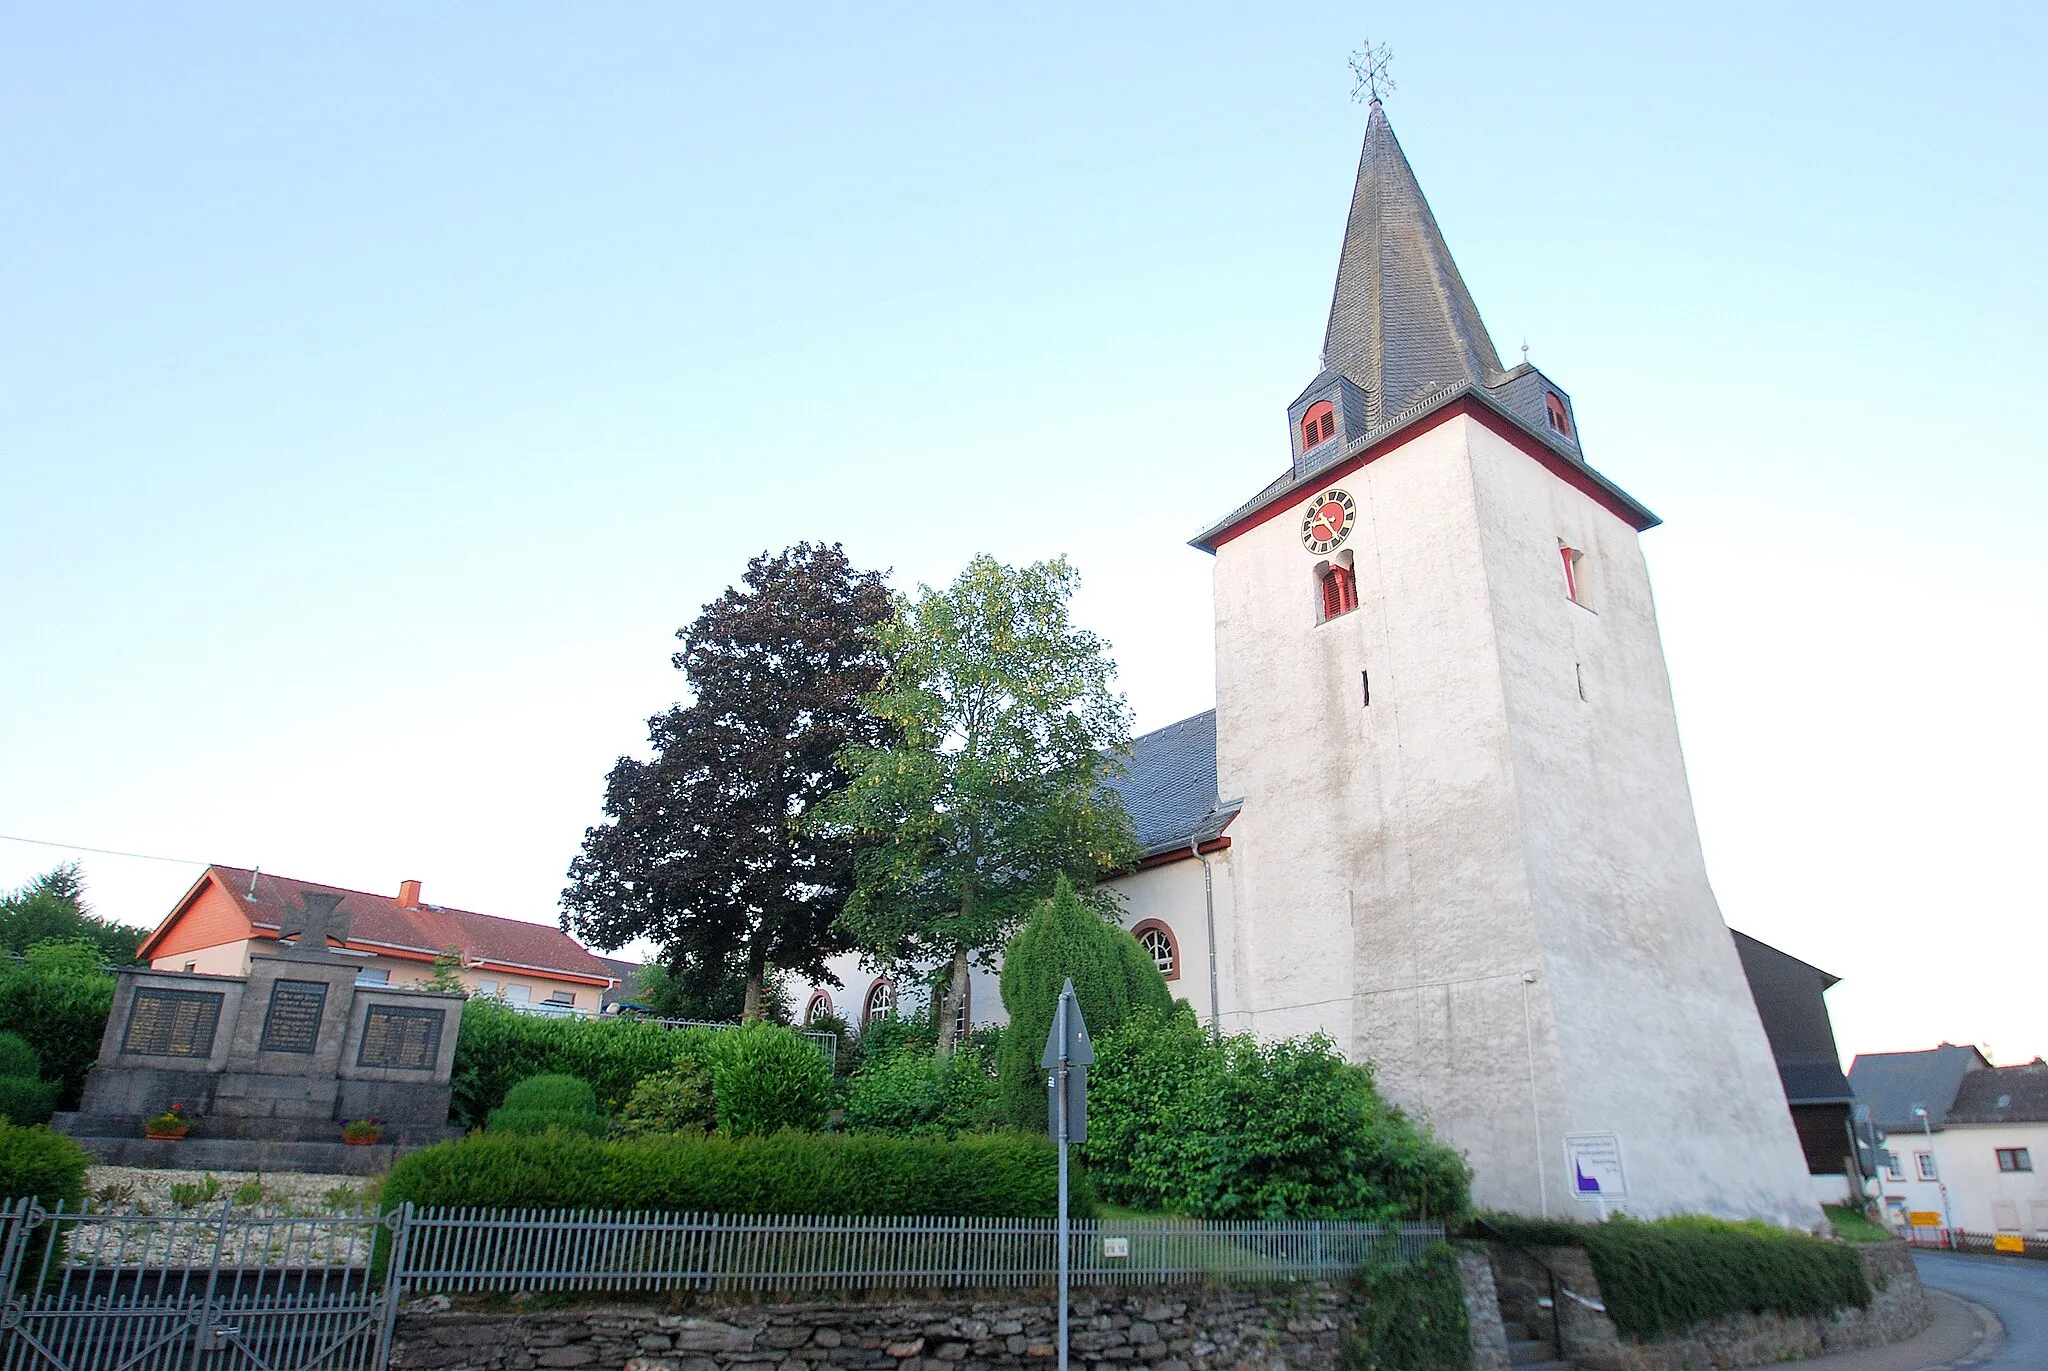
[1545,393,1571,436]
[1320,564,1358,620]
[1301,401,1337,450]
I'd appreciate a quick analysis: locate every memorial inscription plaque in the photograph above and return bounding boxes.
[121,988,224,1058]
[258,979,328,1054]
[357,1005,445,1070]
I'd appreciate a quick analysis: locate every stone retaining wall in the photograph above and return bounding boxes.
[390,1287,1356,1371]
[1488,1241,1931,1371]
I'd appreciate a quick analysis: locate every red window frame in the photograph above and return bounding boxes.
[1545,393,1571,436]
[1320,564,1358,620]
[861,978,896,1028]
[803,990,835,1025]
[1301,401,1336,450]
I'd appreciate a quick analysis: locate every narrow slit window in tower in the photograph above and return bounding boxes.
[1560,546,1585,605]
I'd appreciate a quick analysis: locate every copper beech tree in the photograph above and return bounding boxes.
[818,554,1139,1053]
[562,543,894,1023]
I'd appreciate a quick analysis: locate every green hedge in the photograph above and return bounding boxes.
[0,945,116,1110]
[382,1129,1088,1218]
[1476,1213,1869,1341]
[449,999,712,1125]
[842,1048,1002,1137]
[1345,1242,1471,1371]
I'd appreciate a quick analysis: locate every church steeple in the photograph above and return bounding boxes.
[1322,101,1504,428]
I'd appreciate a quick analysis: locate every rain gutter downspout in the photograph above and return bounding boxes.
[1191,838,1220,1039]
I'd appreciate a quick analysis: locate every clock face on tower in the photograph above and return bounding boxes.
[1299,488,1356,554]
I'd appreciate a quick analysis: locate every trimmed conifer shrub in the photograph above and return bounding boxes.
[0,1033,41,1082]
[381,1129,1086,1218]
[996,877,1173,1130]
[0,1121,88,1206]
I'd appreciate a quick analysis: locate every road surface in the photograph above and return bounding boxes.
[1913,1250,2047,1369]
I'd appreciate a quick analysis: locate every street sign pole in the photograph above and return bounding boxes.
[1041,979,1093,1371]
[1055,990,1070,1371]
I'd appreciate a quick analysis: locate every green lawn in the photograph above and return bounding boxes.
[1823,1204,1893,1243]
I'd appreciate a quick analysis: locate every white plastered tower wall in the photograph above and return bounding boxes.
[1209,411,1821,1226]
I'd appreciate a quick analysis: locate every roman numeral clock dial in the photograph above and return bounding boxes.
[1299,488,1356,554]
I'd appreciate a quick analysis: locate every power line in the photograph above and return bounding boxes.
[0,833,211,867]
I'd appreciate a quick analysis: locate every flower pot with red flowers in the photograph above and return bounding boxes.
[340,1118,384,1146]
[144,1106,191,1141]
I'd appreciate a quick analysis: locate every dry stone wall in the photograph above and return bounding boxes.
[389,1287,1355,1371]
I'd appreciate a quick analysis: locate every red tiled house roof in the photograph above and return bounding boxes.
[140,865,614,988]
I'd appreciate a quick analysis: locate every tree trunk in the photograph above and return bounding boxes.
[742,935,768,1024]
[937,943,970,1054]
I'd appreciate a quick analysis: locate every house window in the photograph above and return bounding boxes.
[1883,1152,1905,1181]
[862,978,896,1027]
[1320,564,1359,621]
[355,968,390,987]
[803,991,835,1025]
[1131,921,1178,980]
[1915,1152,1938,1181]
[500,984,531,1005]
[1300,401,1336,451]
[475,979,498,996]
[1545,393,1571,436]
[946,980,971,1040]
[183,962,197,973]
[1560,546,1585,604]
[543,990,575,1007]
[1997,1148,2033,1173]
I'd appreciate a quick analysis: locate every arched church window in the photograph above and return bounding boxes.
[1131,920,1179,980]
[1320,564,1358,621]
[803,990,834,1025]
[1301,401,1337,450]
[1545,393,1571,436]
[862,978,896,1027]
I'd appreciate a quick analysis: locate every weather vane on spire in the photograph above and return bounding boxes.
[1349,39,1395,106]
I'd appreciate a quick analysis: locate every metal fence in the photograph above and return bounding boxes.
[396,1209,1441,1293]
[0,1199,402,1371]
[0,1199,1436,1369]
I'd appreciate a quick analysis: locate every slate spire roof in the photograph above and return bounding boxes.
[1324,101,1504,426]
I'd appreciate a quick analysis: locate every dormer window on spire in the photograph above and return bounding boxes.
[1545,394,1571,437]
[1301,401,1336,451]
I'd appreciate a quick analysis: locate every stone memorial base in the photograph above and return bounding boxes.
[56,912,466,1173]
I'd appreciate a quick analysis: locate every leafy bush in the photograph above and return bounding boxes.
[996,877,1174,1130]
[449,998,712,1125]
[0,1079,61,1127]
[619,1060,716,1137]
[501,1074,600,1114]
[0,1121,88,1206]
[852,1014,936,1071]
[485,1072,609,1137]
[1346,1242,1471,1371]
[706,1022,832,1136]
[803,1011,857,1076]
[0,1032,42,1080]
[1478,1213,1870,1341]
[1085,1005,1469,1222]
[382,1129,1086,1218]
[0,942,117,1110]
[843,1046,1002,1137]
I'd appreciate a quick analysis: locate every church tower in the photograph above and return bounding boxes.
[1193,101,1820,1224]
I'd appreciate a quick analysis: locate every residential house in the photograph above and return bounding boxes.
[1732,932,1863,1208]
[1845,1043,2043,1236]
[139,865,616,1014]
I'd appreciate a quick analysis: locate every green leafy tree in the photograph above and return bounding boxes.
[564,543,894,1022]
[996,876,1173,1128]
[0,940,119,1110]
[418,946,468,995]
[0,866,143,963]
[822,555,1139,1052]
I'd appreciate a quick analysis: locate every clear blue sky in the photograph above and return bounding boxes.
[4,3,2044,1065]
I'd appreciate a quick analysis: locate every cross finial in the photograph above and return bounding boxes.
[279,891,353,958]
[1349,39,1395,107]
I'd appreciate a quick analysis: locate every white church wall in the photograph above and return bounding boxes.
[795,951,1005,1033]
[1101,850,1237,1032]
[1464,420,1819,1226]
